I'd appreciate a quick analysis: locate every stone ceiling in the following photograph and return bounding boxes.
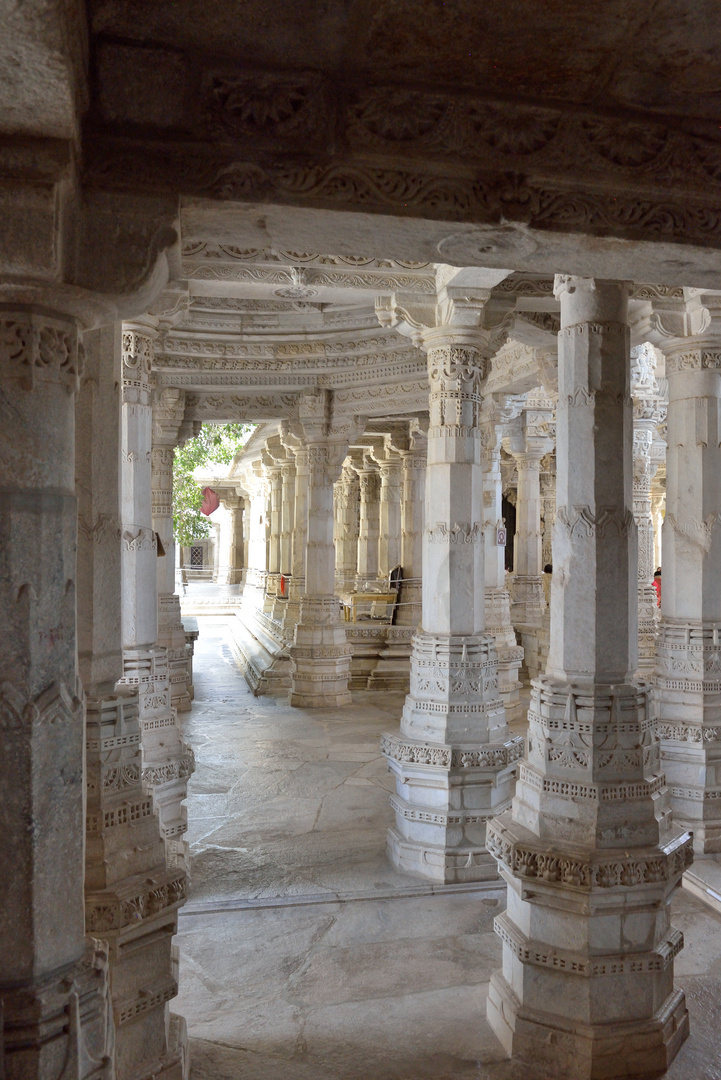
[89,0,721,121]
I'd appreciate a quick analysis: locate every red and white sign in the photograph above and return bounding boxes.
[200,487,220,516]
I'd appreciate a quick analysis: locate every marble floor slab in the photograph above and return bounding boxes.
[177,619,721,1080]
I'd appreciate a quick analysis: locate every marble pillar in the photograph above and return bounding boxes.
[506,403,554,632]
[377,455,402,579]
[79,325,188,1080]
[651,491,665,574]
[0,305,113,1079]
[152,388,193,713]
[653,294,721,853]
[481,399,524,722]
[119,324,194,872]
[334,464,360,595]
[215,495,240,586]
[241,468,268,598]
[487,277,691,1080]
[396,428,427,627]
[382,321,521,882]
[289,392,359,708]
[631,345,665,679]
[279,426,308,632]
[270,457,295,618]
[262,451,283,607]
[540,453,556,572]
[355,453,381,587]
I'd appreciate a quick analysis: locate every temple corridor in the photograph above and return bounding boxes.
[175,622,721,1080]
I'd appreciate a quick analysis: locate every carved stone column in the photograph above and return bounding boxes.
[278,424,308,633]
[377,455,403,578]
[289,392,361,708]
[119,325,194,872]
[382,313,520,882]
[262,448,283,608]
[267,456,295,618]
[651,489,665,573]
[334,463,360,595]
[240,466,267,597]
[215,494,240,586]
[540,452,556,571]
[279,459,295,585]
[152,388,193,713]
[631,344,665,678]
[652,293,721,853]
[506,401,554,633]
[487,277,691,1079]
[79,325,188,1080]
[396,424,427,626]
[354,452,381,586]
[0,305,114,1079]
[535,449,557,680]
[481,397,524,721]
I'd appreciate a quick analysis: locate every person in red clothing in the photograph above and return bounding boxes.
[653,568,662,607]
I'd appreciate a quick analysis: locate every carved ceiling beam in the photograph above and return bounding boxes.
[85,56,721,265]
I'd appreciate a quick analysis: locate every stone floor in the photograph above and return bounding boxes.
[176,618,721,1080]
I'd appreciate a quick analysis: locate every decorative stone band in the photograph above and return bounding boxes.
[486,817,693,892]
[560,321,628,340]
[0,312,83,392]
[566,387,629,408]
[86,728,141,753]
[657,723,721,744]
[119,648,172,684]
[495,645,526,665]
[85,867,187,934]
[426,521,482,543]
[670,785,721,801]
[122,327,154,405]
[555,504,635,539]
[390,794,497,827]
[114,975,178,1027]
[518,762,666,803]
[381,732,523,771]
[90,762,140,796]
[494,911,683,978]
[291,644,354,659]
[86,795,154,833]
[142,750,195,788]
[664,511,721,553]
[665,349,721,373]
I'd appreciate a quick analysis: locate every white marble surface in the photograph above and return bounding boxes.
[177,622,721,1079]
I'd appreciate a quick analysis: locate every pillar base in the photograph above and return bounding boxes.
[486,810,693,1080]
[157,595,193,713]
[381,731,523,883]
[510,575,546,632]
[289,598,352,708]
[657,618,721,854]
[0,943,114,1080]
[386,826,499,883]
[487,972,689,1080]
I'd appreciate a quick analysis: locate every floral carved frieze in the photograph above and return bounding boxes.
[426,521,483,544]
[487,819,693,891]
[87,120,721,247]
[665,512,721,553]
[495,911,683,978]
[85,868,187,933]
[555,505,635,539]
[380,733,523,770]
[0,314,83,392]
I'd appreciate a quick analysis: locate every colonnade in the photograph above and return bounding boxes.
[5,273,719,1080]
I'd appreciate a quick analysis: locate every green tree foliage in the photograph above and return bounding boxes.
[173,423,254,548]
